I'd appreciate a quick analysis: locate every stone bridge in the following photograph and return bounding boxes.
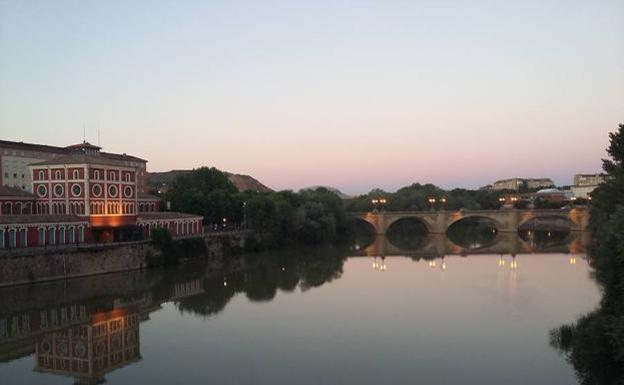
[351,208,589,235]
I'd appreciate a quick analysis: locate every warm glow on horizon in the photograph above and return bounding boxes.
[1,1,622,194]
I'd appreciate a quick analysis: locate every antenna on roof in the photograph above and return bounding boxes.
[82,122,86,143]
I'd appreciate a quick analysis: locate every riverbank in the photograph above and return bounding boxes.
[0,230,253,287]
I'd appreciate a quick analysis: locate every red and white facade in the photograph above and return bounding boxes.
[0,142,202,249]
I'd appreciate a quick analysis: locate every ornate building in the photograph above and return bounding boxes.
[0,141,202,248]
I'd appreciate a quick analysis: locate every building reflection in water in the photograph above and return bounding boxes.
[34,307,141,385]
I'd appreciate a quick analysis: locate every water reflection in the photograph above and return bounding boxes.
[35,307,141,385]
[0,234,596,384]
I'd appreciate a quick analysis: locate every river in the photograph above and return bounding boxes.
[0,232,600,384]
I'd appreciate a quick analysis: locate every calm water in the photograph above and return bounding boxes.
[0,234,600,384]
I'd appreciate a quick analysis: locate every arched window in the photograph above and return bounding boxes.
[69,227,75,243]
[38,171,44,180]
[125,173,131,182]
[48,227,56,245]
[37,227,46,245]
[19,229,27,247]
[73,169,80,179]
[8,229,16,248]
[78,226,84,243]
[109,171,116,181]
[3,202,12,215]
[94,170,100,180]
[55,170,61,180]
[59,227,66,244]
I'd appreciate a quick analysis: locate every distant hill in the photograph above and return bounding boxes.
[148,169,272,193]
[300,186,352,199]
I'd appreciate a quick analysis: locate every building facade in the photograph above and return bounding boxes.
[490,177,555,191]
[0,140,148,193]
[573,174,606,187]
[0,141,202,249]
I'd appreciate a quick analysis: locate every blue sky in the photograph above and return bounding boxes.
[1,1,622,193]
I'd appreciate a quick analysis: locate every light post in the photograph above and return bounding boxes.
[371,198,387,212]
[427,197,436,211]
[379,198,387,212]
[439,197,447,211]
[570,196,577,207]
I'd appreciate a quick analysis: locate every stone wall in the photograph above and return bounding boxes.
[0,242,159,287]
[0,231,253,287]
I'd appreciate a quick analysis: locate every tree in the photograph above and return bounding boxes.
[603,123,624,173]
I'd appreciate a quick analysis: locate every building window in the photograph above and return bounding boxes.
[71,184,82,197]
[55,170,61,180]
[92,184,102,197]
[59,227,66,244]
[0,230,4,249]
[37,185,47,197]
[69,227,75,243]
[21,174,24,179]
[54,184,64,197]
[48,227,55,245]
[94,170,100,180]
[73,170,80,179]
[13,173,17,178]
[124,186,133,198]
[125,173,131,182]
[109,171,116,181]
[78,226,84,243]
[38,171,44,180]
[19,229,26,247]
[38,228,45,246]
[8,230,16,248]
[108,185,118,198]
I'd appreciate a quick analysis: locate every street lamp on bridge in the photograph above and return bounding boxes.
[371,198,387,212]
[427,197,436,211]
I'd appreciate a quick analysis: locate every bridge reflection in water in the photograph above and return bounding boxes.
[354,231,591,259]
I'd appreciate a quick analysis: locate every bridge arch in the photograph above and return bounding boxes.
[385,215,433,234]
[445,215,504,233]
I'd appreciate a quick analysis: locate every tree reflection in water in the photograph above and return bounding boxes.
[550,245,624,384]
[446,218,497,249]
[175,249,345,317]
[386,219,429,250]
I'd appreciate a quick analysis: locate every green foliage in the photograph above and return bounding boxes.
[550,123,624,384]
[345,183,504,212]
[243,187,349,247]
[166,167,242,224]
[603,123,624,173]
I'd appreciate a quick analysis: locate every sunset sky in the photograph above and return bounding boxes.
[1,1,622,194]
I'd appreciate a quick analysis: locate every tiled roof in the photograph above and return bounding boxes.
[0,186,35,198]
[0,139,146,163]
[29,154,136,168]
[138,212,202,221]
[0,214,87,224]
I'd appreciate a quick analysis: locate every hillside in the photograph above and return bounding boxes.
[148,169,272,193]
[300,186,352,199]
